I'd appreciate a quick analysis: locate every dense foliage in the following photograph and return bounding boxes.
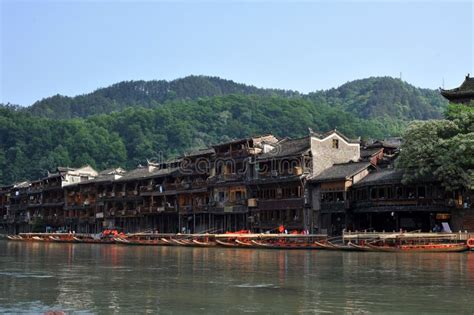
[26,76,445,120]
[0,76,449,185]
[0,106,127,184]
[27,76,301,119]
[312,77,447,120]
[397,102,474,191]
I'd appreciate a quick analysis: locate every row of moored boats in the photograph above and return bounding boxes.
[6,232,474,252]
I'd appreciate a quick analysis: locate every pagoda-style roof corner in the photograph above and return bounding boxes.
[440,74,474,103]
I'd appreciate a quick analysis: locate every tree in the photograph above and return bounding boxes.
[397,102,474,191]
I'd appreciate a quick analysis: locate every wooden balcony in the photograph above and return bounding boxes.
[351,198,452,213]
[179,205,193,214]
[257,198,304,211]
[320,201,347,213]
[208,173,246,184]
[210,204,247,213]
[140,186,154,193]
[165,205,177,212]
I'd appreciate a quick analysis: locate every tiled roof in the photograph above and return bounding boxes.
[311,162,372,182]
[212,134,278,148]
[57,166,76,172]
[183,148,215,158]
[116,166,180,182]
[259,137,311,159]
[77,174,118,185]
[353,169,404,187]
[366,140,400,150]
[13,181,31,188]
[98,168,126,175]
[441,75,474,97]
[115,167,157,181]
[360,148,383,158]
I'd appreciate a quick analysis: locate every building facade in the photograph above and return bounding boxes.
[0,130,472,235]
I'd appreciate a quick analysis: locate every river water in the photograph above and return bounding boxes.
[0,240,473,314]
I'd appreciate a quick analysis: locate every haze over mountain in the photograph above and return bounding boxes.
[0,75,448,185]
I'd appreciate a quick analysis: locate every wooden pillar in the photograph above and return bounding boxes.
[178,214,181,233]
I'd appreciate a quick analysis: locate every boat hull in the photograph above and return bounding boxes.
[366,243,469,253]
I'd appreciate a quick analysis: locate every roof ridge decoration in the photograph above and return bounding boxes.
[310,129,360,144]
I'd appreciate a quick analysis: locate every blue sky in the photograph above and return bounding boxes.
[1,1,473,106]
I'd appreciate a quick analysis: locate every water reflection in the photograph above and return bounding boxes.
[0,241,473,313]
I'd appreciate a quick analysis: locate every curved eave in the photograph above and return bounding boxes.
[440,89,474,99]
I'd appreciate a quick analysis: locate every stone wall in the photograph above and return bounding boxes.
[310,133,360,176]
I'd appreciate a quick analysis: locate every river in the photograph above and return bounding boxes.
[0,240,473,313]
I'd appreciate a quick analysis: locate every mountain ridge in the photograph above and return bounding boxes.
[24,75,447,121]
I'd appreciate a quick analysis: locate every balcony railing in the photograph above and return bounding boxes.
[257,198,304,211]
[351,198,452,212]
[320,201,346,212]
[140,186,154,192]
[210,204,247,213]
[179,205,193,214]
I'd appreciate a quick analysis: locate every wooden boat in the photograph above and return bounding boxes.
[347,242,372,251]
[115,237,171,246]
[48,235,76,243]
[192,239,216,247]
[72,236,116,244]
[161,237,179,245]
[170,238,195,246]
[250,239,322,250]
[327,241,365,251]
[215,239,240,247]
[366,242,469,253]
[235,239,256,248]
[7,235,24,241]
[32,236,48,241]
[314,241,338,250]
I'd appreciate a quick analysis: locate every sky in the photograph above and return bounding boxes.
[0,0,473,106]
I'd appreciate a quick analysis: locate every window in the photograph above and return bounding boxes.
[387,187,393,199]
[370,188,377,200]
[395,186,402,199]
[378,187,385,199]
[332,139,339,149]
[417,186,426,198]
[276,188,282,199]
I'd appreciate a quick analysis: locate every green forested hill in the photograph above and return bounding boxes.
[308,77,447,120]
[27,75,300,119]
[0,76,447,185]
[26,75,445,121]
